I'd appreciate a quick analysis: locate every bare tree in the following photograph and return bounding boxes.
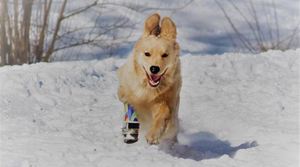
[0,0,99,66]
[0,0,194,66]
[215,0,300,53]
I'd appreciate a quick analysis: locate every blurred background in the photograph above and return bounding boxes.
[0,0,299,66]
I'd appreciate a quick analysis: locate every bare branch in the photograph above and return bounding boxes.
[98,0,194,13]
[215,0,257,53]
[223,23,238,52]
[227,0,261,47]
[262,0,274,48]
[63,0,98,20]
[43,0,67,62]
[217,0,298,53]
[249,0,266,48]
[272,0,280,46]
[1,0,193,65]
[286,20,300,49]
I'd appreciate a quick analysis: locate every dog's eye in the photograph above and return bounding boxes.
[145,52,150,57]
[162,53,168,58]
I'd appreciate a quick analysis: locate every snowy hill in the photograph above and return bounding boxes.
[0,50,299,167]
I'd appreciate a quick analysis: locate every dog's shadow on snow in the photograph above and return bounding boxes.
[161,131,258,161]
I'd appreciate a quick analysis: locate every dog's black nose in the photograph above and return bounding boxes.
[150,66,160,74]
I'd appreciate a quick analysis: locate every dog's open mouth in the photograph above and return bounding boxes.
[143,67,167,87]
[148,74,162,87]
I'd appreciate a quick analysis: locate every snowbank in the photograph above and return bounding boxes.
[0,50,299,167]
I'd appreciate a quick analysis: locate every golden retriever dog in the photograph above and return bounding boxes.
[117,13,182,145]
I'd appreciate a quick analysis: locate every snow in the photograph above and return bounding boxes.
[0,50,299,167]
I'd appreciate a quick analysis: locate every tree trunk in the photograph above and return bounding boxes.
[21,0,34,64]
[12,0,20,65]
[0,0,8,66]
[36,0,52,62]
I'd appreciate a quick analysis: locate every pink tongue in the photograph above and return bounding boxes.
[150,75,161,82]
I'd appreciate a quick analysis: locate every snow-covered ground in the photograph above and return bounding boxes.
[0,50,299,167]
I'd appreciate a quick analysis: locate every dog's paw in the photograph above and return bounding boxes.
[146,134,159,145]
[146,130,161,145]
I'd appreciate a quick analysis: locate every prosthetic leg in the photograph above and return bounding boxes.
[122,103,139,144]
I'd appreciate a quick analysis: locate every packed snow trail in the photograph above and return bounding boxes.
[0,50,299,167]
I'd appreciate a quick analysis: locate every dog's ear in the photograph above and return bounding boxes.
[143,13,160,37]
[160,17,177,40]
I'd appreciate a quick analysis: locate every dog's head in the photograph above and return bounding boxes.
[134,13,180,89]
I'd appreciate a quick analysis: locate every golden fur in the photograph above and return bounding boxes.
[117,13,182,145]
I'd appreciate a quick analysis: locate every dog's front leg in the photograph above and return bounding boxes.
[146,103,170,145]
